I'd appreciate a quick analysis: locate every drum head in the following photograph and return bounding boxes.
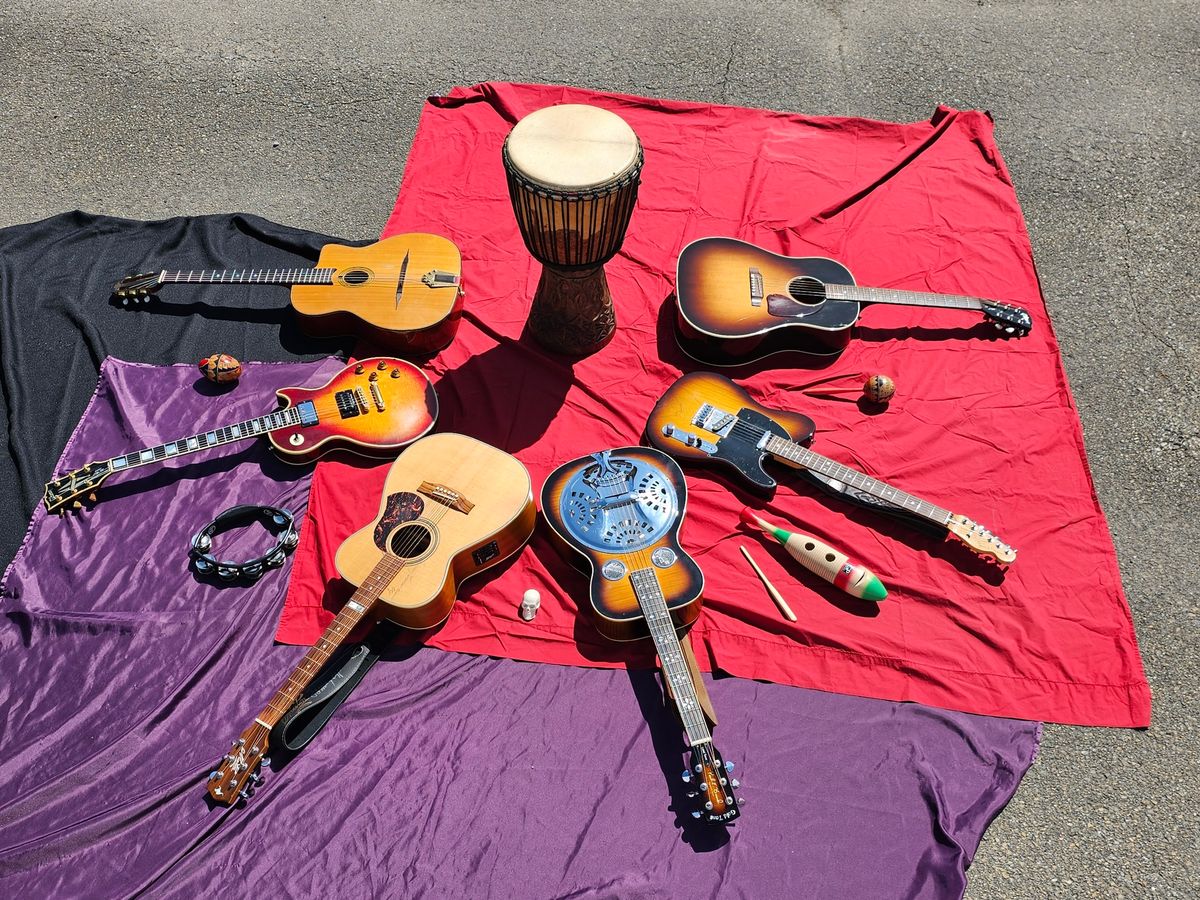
[505,104,641,192]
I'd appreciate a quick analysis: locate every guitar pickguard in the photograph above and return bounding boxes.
[709,407,792,492]
[373,492,425,551]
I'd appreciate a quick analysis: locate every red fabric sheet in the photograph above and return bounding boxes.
[278,82,1150,728]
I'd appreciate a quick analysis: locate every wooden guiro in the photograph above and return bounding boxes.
[739,508,888,602]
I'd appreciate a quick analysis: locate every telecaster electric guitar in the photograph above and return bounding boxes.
[675,237,1033,364]
[207,433,536,805]
[646,372,1016,566]
[113,233,465,355]
[43,358,438,514]
[542,447,742,824]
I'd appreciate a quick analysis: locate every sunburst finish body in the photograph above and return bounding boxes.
[541,447,704,642]
[270,357,439,464]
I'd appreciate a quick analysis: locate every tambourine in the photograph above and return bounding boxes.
[189,504,300,582]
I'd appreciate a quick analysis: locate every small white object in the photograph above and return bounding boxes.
[519,589,541,621]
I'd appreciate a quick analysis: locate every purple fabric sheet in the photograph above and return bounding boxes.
[0,359,1040,899]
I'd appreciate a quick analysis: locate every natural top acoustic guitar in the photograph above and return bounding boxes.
[114,233,464,355]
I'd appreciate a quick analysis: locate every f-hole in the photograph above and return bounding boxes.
[388,522,434,560]
[786,276,826,305]
[339,269,372,286]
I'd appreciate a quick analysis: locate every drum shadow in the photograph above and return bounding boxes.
[433,333,576,453]
[654,292,840,378]
[625,666,733,851]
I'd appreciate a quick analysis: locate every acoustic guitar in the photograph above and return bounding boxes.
[675,237,1033,364]
[113,233,465,355]
[645,372,1016,566]
[542,447,742,824]
[207,433,536,805]
[43,357,438,514]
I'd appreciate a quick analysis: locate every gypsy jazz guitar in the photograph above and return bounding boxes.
[542,447,742,824]
[646,372,1016,566]
[207,433,536,805]
[674,237,1033,364]
[43,358,438,514]
[113,233,465,355]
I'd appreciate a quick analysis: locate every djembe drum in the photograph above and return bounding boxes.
[503,104,643,356]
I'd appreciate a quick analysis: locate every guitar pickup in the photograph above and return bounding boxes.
[419,481,474,514]
[660,423,717,454]
[334,390,361,419]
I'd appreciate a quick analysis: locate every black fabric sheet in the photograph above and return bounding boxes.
[0,211,361,567]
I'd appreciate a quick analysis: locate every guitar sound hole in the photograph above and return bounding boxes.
[787,276,826,305]
[341,269,371,286]
[389,523,433,559]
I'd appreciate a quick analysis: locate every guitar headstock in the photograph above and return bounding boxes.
[981,301,1032,336]
[681,742,741,824]
[43,462,112,514]
[207,723,270,805]
[946,514,1017,565]
[112,272,163,305]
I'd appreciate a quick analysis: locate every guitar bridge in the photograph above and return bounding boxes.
[419,481,474,514]
[421,270,461,289]
[749,267,763,307]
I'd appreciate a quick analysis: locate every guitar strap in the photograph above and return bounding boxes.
[275,621,401,752]
[799,469,948,537]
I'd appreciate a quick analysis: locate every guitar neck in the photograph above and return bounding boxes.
[628,567,712,748]
[254,554,402,731]
[158,267,335,286]
[764,435,953,528]
[825,283,985,311]
[103,401,317,474]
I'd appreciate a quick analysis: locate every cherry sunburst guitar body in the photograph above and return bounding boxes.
[206,433,535,805]
[43,357,438,513]
[114,233,465,356]
[674,237,1032,365]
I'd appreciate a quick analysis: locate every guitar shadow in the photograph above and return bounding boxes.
[626,666,733,851]
[654,292,839,377]
[856,321,1011,346]
[107,293,354,358]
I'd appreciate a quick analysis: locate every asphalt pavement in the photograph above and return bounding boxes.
[1,1,1196,896]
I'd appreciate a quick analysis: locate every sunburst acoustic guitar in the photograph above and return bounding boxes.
[206,433,536,805]
[542,447,742,824]
[645,372,1016,566]
[674,236,1033,364]
[43,357,438,514]
[113,233,465,355]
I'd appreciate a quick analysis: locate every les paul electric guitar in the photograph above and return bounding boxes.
[675,237,1033,364]
[207,433,536,804]
[113,233,464,355]
[43,358,438,514]
[542,447,742,824]
[646,372,1016,566]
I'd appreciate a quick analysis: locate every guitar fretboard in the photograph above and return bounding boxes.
[629,567,712,748]
[159,268,336,286]
[257,554,403,728]
[824,283,985,310]
[764,434,952,526]
[105,402,317,473]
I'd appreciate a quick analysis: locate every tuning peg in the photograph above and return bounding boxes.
[239,789,250,801]
[261,757,271,768]
[723,760,735,771]
[691,811,702,819]
[1005,326,1015,334]
[87,493,96,502]
[731,779,740,788]
[681,770,692,783]
[250,773,263,785]
[71,501,82,509]
[208,770,220,780]
[686,790,698,799]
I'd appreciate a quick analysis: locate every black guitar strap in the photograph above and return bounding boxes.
[275,620,401,752]
[799,469,948,537]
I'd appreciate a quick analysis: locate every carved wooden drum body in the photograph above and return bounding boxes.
[503,104,643,355]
